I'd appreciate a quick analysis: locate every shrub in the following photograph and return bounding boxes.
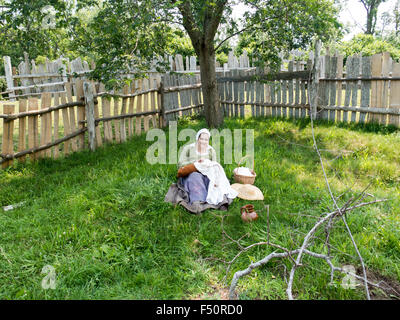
[336,33,400,61]
[0,78,7,97]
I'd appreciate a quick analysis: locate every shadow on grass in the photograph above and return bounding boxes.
[1,115,399,299]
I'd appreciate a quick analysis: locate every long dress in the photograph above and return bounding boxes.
[180,171,210,203]
[164,144,234,214]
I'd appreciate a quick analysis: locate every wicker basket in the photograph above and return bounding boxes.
[233,156,256,185]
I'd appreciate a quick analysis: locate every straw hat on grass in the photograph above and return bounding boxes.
[231,183,264,200]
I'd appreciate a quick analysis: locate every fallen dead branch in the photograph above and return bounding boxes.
[226,41,396,300]
[227,198,389,299]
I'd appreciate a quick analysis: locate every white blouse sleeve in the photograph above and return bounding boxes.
[178,143,194,168]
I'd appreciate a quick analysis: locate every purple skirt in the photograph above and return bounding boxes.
[164,171,234,214]
[180,172,210,204]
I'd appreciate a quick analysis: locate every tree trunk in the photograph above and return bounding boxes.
[366,9,374,34]
[395,3,400,36]
[198,42,224,128]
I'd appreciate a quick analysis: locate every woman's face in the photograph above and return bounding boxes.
[198,133,210,148]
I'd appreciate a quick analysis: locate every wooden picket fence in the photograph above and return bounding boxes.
[218,60,312,119]
[1,56,93,101]
[316,52,400,126]
[2,49,400,170]
[0,72,207,169]
[218,52,400,128]
[163,73,205,122]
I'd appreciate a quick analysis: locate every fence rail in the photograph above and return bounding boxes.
[0,50,255,101]
[217,51,400,127]
[2,49,400,170]
[0,72,206,168]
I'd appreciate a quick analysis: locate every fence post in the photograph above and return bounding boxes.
[310,40,321,121]
[1,105,15,168]
[3,56,16,101]
[76,79,86,150]
[83,81,96,152]
[158,81,166,128]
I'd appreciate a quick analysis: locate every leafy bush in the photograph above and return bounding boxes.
[0,78,7,96]
[35,56,48,66]
[336,34,400,61]
[216,51,228,66]
[165,28,195,58]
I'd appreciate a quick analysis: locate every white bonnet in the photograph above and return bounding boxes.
[196,128,211,141]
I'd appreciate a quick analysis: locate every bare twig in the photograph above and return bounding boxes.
[288,50,371,299]
[225,42,393,301]
[227,193,387,298]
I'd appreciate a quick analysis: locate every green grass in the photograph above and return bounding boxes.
[0,115,399,300]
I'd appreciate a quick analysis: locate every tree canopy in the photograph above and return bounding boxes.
[359,0,388,34]
[334,33,400,60]
[1,0,341,79]
[83,0,341,127]
[0,0,98,72]
[1,0,342,127]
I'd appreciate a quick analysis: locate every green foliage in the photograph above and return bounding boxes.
[1,0,341,91]
[35,56,47,66]
[0,78,6,92]
[216,51,228,66]
[235,0,342,71]
[334,33,400,61]
[0,0,98,73]
[69,1,180,90]
[165,28,196,57]
[382,32,400,49]
[214,36,231,65]
[0,117,399,299]
[235,32,254,60]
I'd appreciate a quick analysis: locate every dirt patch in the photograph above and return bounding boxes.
[190,284,230,300]
[356,267,400,300]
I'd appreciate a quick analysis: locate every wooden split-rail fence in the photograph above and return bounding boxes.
[0,49,252,100]
[1,50,400,169]
[1,55,94,101]
[0,72,206,169]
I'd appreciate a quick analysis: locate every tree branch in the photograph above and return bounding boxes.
[305,71,372,299]
[214,8,289,52]
[176,0,203,53]
[214,23,263,52]
[204,0,228,43]
[228,198,388,299]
